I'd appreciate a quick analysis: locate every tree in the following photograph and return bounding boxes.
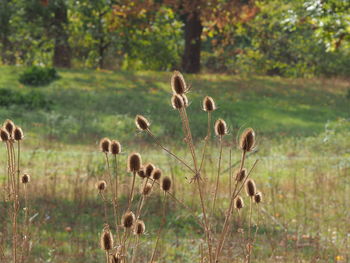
[0,0,16,64]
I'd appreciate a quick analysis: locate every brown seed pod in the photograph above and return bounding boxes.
[0,128,10,142]
[144,163,155,178]
[122,211,135,228]
[235,168,247,182]
[181,94,189,108]
[111,254,121,263]
[245,179,256,197]
[13,126,24,141]
[99,138,111,153]
[4,119,15,135]
[151,168,162,181]
[134,220,146,235]
[100,230,114,251]
[141,182,152,196]
[234,196,244,209]
[137,168,146,179]
[97,180,107,191]
[214,119,228,136]
[171,71,187,95]
[161,176,172,192]
[203,96,216,112]
[254,192,262,204]
[135,115,150,131]
[110,140,121,155]
[239,128,256,152]
[128,153,142,172]
[21,174,30,184]
[171,94,184,109]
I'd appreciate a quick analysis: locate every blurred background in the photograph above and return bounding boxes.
[0,0,349,262]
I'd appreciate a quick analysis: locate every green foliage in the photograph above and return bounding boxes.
[19,66,60,86]
[0,88,52,109]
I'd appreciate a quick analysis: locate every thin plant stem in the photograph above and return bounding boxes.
[247,197,253,263]
[113,155,121,243]
[131,235,140,263]
[212,135,223,212]
[199,112,211,172]
[127,172,136,211]
[99,191,108,224]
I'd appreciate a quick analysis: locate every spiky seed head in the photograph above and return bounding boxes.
[254,192,262,204]
[203,96,216,112]
[137,168,146,178]
[134,220,146,235]
[181,94,189,108]
[111,254,121,263]
[110,140,121,155]
[234,196,244,209]
[141,182,152,196]
[128,153,142,172]
[99,138,111,153]
[135,115,150,131]
[13,126,24,141]
[171,71,187,95]
[21,174,30,184]
[100,230,113,251]
[235,168,247,182]
[240,128,256,152]
[161,176,172,192]
[171,94,184,109]
[97,180,107,191]
[0,128,10,142]
[122,211,135,228]
[245,179,256,197]
[214,119,228,136]
[4,119,15,135]
[144,163,155,178]
[152,168,162,181]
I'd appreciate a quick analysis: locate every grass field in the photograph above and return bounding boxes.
[0,66,349,262]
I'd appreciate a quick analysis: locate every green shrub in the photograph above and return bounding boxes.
[0,88,52,109]
[19,66,59,86]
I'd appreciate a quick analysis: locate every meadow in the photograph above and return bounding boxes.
[0,66,349,262]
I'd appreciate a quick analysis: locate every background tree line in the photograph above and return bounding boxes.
[0,0,349,77]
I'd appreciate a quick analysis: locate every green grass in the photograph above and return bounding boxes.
[0,66,349,146]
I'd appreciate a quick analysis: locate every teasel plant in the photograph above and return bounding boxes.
[1,120,31,263]
[135,71,263,263]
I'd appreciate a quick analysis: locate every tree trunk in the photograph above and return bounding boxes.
[52,2,71,68]
[182,11,203,74]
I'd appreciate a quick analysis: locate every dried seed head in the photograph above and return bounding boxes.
[141,182,152,196]
[135,115,150,131]
[97,180,107,191]
[122,211,135,228]
[128,153,142,172]
[214,119,228,136]
[151,168,162,181]
[239,128,256,152]
[111,254,121,263]
[245,179,256,197]
[137,168,146,179]
[13,126,24,141]
[181,94,189,108]
[171,94,184,109]
[0,128,10,142]
[254,192,262,204]
[235,168,247,182]
[100,230,114,251]
[4,119,15,135]
[110,140,121,155]
[134,220,146,235]
[171,71,187,95]
[161,176,172,192]
[21,174,30,184]
[203,96,216,112]
[99,138,111,153]
[234,196,244,209]
[144,163,155,178]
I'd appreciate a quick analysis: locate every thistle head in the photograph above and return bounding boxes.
[110,140,121,155]
[234,196,244,209]
[122,211,135,228]
[254,192,262,204]
[161,176,172,192]
[239,128,256,152]
[0,128,10,142]
[151,168,162,181]
[171,71,187,95]
[3,119,15,135]
[13,126,24,141]
[144,163,155,178]
[134,220,146,235]
[128,153,142,172]
[100,230,113,251]
[214,119,228,136]
[99,138,111,153]
[135,115,150,131]
[171,94,184,109]
[245,179,256,197]
[141,182,152,196]
[235,168,247,182]
[203,96,216,112]
[97,180,107,191]
[21,174,30,184]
